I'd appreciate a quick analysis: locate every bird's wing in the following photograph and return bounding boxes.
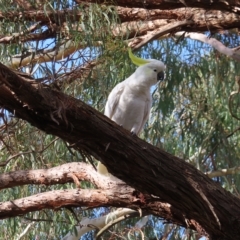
[104,82,125,119]
[137,99,152,135]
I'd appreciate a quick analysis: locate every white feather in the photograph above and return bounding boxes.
[98,60,166,175]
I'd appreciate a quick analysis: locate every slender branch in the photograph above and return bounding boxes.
[15,0,33,10]
[0,22,43,44]
[0,27,56,44]
[54,59,104,87]
[9,40,102,68]
[62,208,140,240]
[16,222,36,240]
[206,166,240,178]
[95,211,143,240]
[130,20,193,50]
[0,151,32,167]
[174,31,240,61]
[226,126,240,138]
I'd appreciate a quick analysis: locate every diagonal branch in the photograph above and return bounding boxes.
[0,181,185,230]
[9,40,102,68]
[129,20,193,50]
[16,222,36,240]
[206,166,240,178]
[174,31,240,61]
[63,208,142,240]
[0,27,56,44]
[0,63,240,238]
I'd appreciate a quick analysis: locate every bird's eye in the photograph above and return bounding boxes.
[154,69,157,72]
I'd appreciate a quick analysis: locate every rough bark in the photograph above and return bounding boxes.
[2,3,240,69]
[0,63,240,239]
[0,189,142,219]
[2,7,240,36]
[80,0,240,10]
[5,7,240,69]
[0,162,185,230]
[1,4,240,46]
[0,162,100,190]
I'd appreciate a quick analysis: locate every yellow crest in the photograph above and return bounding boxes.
[128,48,150,66]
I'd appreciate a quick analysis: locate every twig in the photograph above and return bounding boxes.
[206,166,240,178]
[228,76,240,120]
[130,20,193,50]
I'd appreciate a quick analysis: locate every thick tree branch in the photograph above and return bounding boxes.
[0,188,138,219]
[0,177,185,231]
[78,0,239,11]
[0,158,187,233]
[1,6,240,47]
[0,8,81,23]
[0,162,123,190]
[1,162,188,235]
[8,5,240,67]
[0,63,239,238]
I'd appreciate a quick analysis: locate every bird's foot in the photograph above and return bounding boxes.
[130,131,136,136]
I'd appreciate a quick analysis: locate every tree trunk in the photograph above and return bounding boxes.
[0,63,240,239]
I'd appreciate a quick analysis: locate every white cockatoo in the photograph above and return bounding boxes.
[97,49,166,175]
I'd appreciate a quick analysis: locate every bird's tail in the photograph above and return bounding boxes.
[97,162,110,176]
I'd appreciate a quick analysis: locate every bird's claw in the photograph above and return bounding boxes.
[131,131,136,136]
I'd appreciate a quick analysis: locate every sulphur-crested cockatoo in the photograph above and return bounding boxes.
[97,49,165,175]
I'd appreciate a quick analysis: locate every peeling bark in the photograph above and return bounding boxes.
[2,3,240,69]
[2,7,240,37]
[1,5,240,46]
[0,63,240,239]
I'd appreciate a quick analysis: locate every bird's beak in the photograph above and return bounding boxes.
[158,71,164,81]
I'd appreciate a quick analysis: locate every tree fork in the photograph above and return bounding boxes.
[0,63,240,239]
